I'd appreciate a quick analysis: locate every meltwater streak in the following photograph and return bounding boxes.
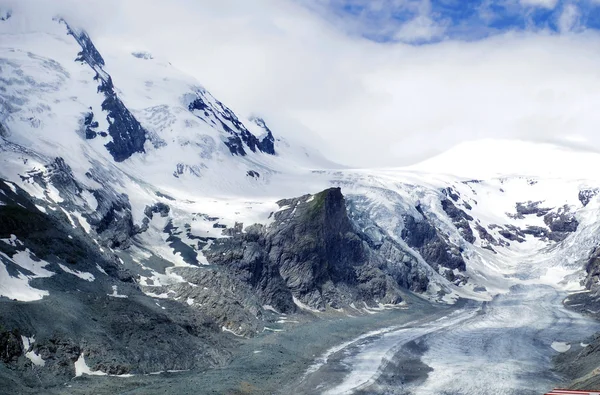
[300,284,600,395]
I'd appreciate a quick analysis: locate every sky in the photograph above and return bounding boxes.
[3,0,600,167]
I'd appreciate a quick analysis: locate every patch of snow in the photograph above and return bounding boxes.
[3,181,16,193]
[21,335,45,367]
[551,342,571,352]
[81,190,98,210]
[0,250,54,301]
[263,327,284,332]
[108,285,128,298]
[95,264,108,275]
[222,326,244,337]
[46,184,63,203]
[186,297,194,306]
[74,353,107,377]
[145,291,174,299]
[58,264,95,282]
[293,296,320,313]
[72,211,92,233]
[25,349,45,366]
[262,304,280,314]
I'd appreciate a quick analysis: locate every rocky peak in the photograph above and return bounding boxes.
[186,88,276,156]
[62,21,147,162]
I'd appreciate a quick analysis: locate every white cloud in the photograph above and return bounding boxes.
[558,3,581,32]
[4,0,600,168]
[519,0,560,9]
[392,0,448,42]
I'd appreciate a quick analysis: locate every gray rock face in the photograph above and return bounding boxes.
[579,188,599,207]
[0,328,23,364]
[204,188,406,311]
[492,203,579,244]
[441,199,476,244]
[585,247,600,289]
[507,201,551,219]
[401,212,466,272]
[186,88,276,157]
[63,22,147,162]
[543,205,579,239]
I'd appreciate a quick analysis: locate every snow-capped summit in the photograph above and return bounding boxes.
[409,139,600,180]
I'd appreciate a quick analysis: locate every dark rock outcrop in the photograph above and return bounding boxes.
[64,22,147,162]
[579,188,599,207]
[497,224,526,243]
[441,199,475,244]
[204,188,406,312]
[401,213,466,272]
[249,116,276,155]
[585,247,600,290]
[544,205,579,234]
[0,9,11,21]
[144,202,170,220]
[187,89,275,156]
[507,201,551,219]
[0,328,23,364]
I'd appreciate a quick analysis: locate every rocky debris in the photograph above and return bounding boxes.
[146,266,265,337]
[491,204,578,244]
[246,170,260,178]
[441,199,475,244]
[64,21,147,162]
[579,188,599,207]
[19,156,144,251]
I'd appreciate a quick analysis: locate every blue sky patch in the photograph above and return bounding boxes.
[304,0,600,43]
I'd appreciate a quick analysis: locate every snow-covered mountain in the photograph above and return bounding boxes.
[3,7,600,393]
